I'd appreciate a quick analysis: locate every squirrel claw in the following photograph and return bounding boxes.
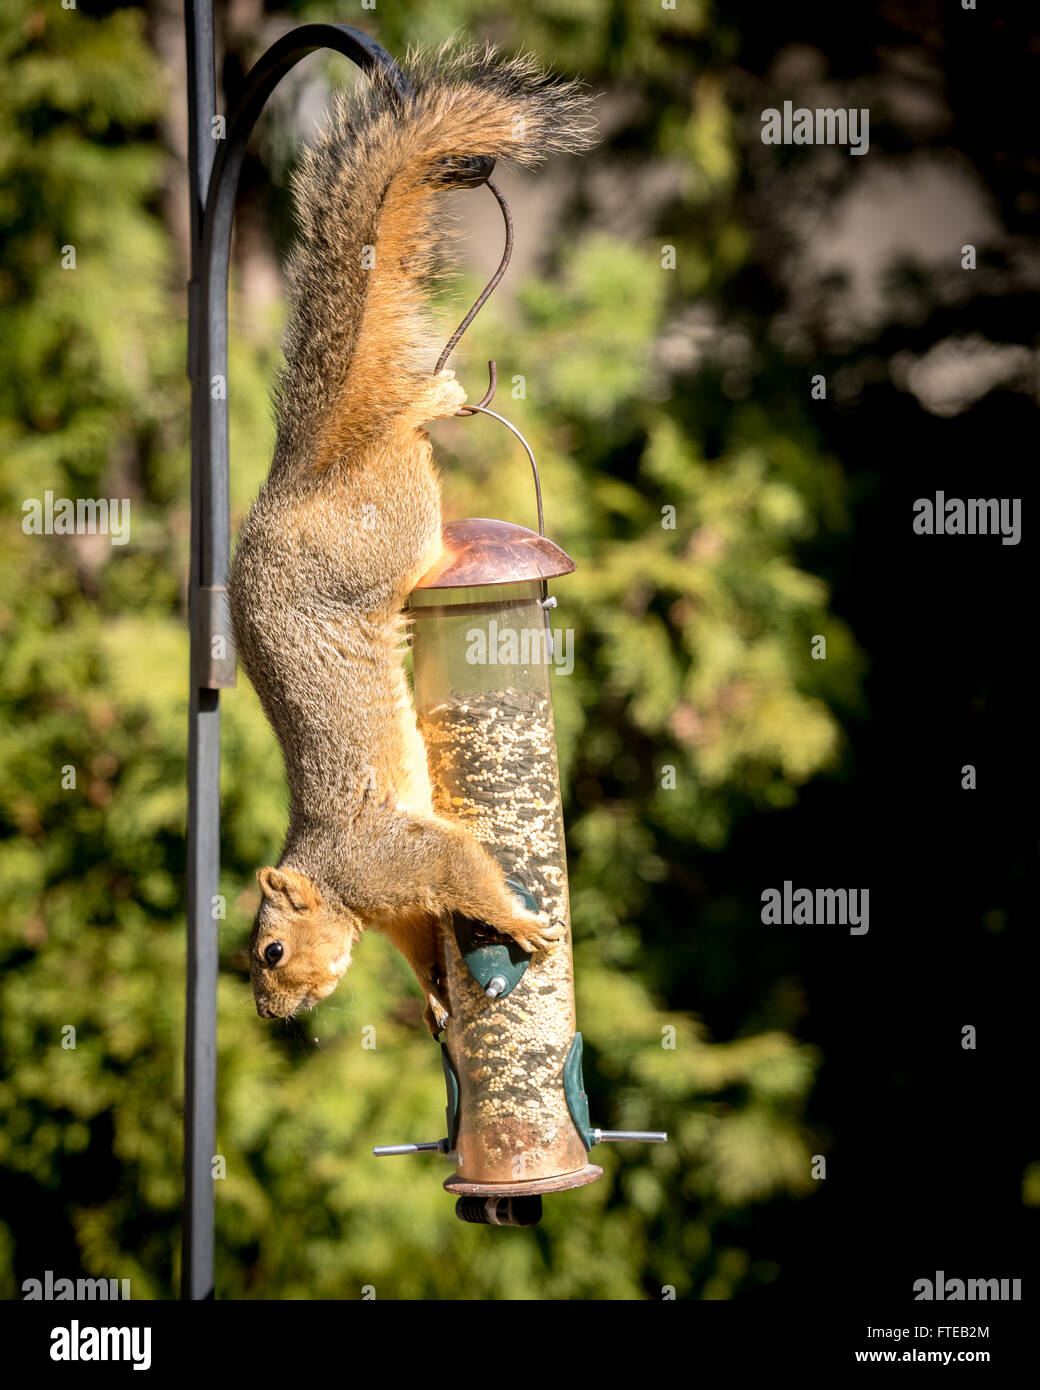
[424,995,450,1039]
[503,911,565,956]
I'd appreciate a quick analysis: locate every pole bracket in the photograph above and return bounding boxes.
[194,585,237,689]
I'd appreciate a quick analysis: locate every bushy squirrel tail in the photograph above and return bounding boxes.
[273,40,596,475]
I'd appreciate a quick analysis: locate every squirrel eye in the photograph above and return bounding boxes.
[264,941,284,967]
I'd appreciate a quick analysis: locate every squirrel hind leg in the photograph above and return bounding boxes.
[374,906,450,1037]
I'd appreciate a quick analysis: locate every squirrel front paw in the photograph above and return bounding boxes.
[415,368,468,422]
[498,908,566,956]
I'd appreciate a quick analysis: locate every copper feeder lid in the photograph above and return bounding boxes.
[412,518,576,590]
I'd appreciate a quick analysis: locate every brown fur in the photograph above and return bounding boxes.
[226,41,595,1032]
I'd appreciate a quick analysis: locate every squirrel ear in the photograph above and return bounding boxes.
[257,867,321,913]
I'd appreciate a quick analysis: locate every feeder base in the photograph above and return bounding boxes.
[455,1195,543,1227]
[443,1163,603,1198]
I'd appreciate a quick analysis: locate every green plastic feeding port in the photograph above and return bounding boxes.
[563,1032,595,1151]
[453,879,536,1000]
[562,1033,669,1151]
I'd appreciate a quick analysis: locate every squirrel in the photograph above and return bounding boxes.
[226,41,595,1035]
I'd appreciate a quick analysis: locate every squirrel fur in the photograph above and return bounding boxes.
[226,41,595,1033]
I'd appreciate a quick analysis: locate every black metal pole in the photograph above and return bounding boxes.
[183,0,219,1305]
[181,8,408,1299]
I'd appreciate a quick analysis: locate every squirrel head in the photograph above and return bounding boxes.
[249,866,362,1019]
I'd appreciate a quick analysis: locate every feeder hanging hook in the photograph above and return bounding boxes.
[434,176,514,414]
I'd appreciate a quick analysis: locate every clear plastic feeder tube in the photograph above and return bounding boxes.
[409,578,588,1185]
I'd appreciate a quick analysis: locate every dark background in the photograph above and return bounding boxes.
[712,0,1037,1299]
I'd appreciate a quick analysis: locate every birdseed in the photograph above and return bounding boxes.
[420,688,587,1182]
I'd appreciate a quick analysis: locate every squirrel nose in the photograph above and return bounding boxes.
[256,1002,275,1018]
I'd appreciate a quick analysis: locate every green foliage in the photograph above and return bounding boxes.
[0,0,860,1300]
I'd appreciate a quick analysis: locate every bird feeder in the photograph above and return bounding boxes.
[374,414,666,1225]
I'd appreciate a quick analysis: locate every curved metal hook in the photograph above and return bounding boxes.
[459,403,544,537]
[434,178,514,414]
[461,403,558,662]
